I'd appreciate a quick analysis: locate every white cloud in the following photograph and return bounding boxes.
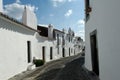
[77,19,85,26]
[51,0,75,7]
[4,1,38,20]
[4,3,24,20]
[75,19,85,40]
[65,9,73,17]
[79,30,85,33]
[16,0,21,3]
[38,24,48,27]
[51,0,65,7]
[50,14,54,17]
[68,0,71,2]
[52,0,65,2]
[75,29,85,41]
[68,0,75,2]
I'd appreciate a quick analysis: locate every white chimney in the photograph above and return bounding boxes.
[0,0,3,12]
[48,24,53,39]
[22,6,37,29]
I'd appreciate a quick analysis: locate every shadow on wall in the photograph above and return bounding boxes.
[35,33,56,43]
[35,34,49,42]
[0,18,35,36]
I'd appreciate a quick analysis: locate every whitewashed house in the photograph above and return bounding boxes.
[0,0,81,79]
[37,24,64,62]
[37,24,75,62]
[65,28,75,56]
[73,36,84,54]
[0,7,40,80]
[85,0,120,80]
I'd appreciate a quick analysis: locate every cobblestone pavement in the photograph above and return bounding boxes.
[9,52,99,80]
[36,55,99,80]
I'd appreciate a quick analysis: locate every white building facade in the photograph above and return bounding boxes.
[74,37,84,54]
[0,12,39,80]
[0,0,81,79]
[85,0,120,80]
[37,24,76,62]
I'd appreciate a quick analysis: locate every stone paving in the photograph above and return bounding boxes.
[9,52,99,80]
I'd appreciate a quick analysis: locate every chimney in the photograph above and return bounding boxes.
[0,0,3,12]
[22,6,37,29]
[48,24,53,39]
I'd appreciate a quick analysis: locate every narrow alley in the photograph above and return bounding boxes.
[9,52,99,80]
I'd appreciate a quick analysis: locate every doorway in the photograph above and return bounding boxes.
[50,47,53,60]
[69,48,70,56]
[42,46,45,62]
[90,30,99,76]
[62,48,65,57]
[27,41,31,63]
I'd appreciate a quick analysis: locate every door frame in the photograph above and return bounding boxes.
[62,48,65,57]
[90,30,99,76]
[27,41,31,63]
[50,47,53,60]
[42,46,45,62]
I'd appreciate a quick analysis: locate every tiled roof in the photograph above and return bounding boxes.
[37,25,48,37]
[0,12,40,32]
[53,29,64,33]
[37,25,64,38]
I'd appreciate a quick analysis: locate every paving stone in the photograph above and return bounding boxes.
[9,53,99,80]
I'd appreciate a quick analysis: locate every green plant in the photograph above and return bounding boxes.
[33,59,44,67]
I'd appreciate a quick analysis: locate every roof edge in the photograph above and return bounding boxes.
[0,12,40,33]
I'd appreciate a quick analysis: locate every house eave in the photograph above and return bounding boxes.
[0,12,40,33]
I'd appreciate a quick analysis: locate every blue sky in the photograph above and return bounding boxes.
[3,0,85,40]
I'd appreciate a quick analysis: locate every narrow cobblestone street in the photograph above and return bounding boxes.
[9,53,99,80]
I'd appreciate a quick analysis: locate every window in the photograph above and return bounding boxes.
[62,35,65,45]
[57,34,59,45]
[69,37,70,42]
[50,47,53,60]
[27,41,31,63]
[74,49,75,55]
[57,47,59,54]
[71,38,72,42]
[78,45,81,48]
[71,48,73,53]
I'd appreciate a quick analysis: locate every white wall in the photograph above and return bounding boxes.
[0,15,37,80]
[0,0,3,12]
[36,36,62,62]
[65,37,74,56]
[35,29,75,62]
[85,0,120,80]
[74,38,84,54]
[0,13,76,79]
[54,30,75,57]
